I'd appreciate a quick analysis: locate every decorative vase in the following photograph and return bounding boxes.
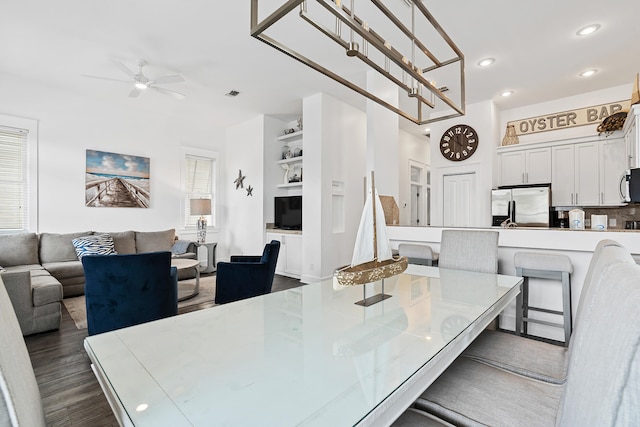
[501,124,519,146]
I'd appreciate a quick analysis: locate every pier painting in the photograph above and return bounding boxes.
[85,150,150,208]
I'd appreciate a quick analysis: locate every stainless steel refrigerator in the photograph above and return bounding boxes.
[491,185,551,227]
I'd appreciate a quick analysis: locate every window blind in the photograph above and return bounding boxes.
[184,154,215,227]
[0,126,29,231]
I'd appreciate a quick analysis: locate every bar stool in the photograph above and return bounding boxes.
[398,243,439,266]
[514,252,573,346]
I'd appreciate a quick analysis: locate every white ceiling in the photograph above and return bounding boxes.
[2,1,639,136]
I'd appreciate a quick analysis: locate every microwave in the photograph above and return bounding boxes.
[624,168,640,203]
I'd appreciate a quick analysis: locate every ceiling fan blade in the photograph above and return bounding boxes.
[128,87,142,98]
[149,86,185,100]
[82,74,131,83]
[112,60,136,77]
[151,75,185,85]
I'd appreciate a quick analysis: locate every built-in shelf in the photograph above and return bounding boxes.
[276,130,303,142]
[277,182,302,188]
[277,156,303,165]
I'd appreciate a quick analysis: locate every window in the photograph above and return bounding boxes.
[0,115,37,233]
[182,148,217,229]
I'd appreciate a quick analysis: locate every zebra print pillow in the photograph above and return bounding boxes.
[72,234,117,259]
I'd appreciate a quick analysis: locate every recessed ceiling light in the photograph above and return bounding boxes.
[577,24,601,36]
[580,69,598,77]
[501,91,513,97]
[477,58,495,67]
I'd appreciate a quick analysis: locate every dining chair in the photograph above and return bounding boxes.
[82,251,178,336]
[215,240,280,304]
[437,230,499,274]
[0,274,47,426]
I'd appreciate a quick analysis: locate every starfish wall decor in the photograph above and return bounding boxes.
[246,185,253,196]
[234,169,245,189]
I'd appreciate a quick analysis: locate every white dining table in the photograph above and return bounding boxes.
[84,265,522,426]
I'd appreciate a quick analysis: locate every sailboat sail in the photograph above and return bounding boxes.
[334,172,408,287]
[351,188,393,266]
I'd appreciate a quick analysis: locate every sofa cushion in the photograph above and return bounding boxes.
[135,229,175,253]
[29,273,63,306]
[2,264,45,274]
[39,231,94,264]
[0,233,39,267]
[71,234,117,259]
[98,231,136,254]
[41,261,84,280]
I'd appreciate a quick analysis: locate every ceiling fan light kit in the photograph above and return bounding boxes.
[84,59,186,100]
[250,0,465,125]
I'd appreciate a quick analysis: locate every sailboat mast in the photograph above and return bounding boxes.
[371,171,378,264]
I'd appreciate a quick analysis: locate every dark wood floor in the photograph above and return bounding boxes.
[24,274,303,427]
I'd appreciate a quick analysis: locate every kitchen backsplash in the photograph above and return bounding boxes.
[582,205,640,229]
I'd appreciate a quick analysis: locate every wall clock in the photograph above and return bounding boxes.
[439,124,479,161]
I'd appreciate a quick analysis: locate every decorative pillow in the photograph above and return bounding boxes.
[72,234,117,260]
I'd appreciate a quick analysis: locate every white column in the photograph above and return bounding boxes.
[366,71,400,200]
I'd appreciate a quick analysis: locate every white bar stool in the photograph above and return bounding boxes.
[398,243,439,266]
[514,252,573,346]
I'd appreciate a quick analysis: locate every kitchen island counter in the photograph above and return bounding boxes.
[387,225,640,341]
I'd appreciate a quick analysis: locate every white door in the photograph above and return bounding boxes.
[409,162,427,226]
[442,173,476,227]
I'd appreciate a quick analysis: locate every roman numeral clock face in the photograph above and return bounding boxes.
[439,125,479,161]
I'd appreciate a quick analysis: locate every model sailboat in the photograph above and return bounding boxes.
[333,172,408,304]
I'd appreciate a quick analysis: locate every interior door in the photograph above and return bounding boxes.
[443,173,476,227]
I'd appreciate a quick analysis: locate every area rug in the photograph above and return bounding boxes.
[63,274,217,330]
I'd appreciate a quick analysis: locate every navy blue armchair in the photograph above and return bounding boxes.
[215,240,281,304]
[82,251,178,336]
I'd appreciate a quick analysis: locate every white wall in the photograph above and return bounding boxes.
[303,93,367,282]
[0,72,226,241]
[224,116,266,258]
[429,100,499,227]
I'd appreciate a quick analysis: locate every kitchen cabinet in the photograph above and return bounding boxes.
[265,231,302,279]
[624,105,640,169]
[551,138,625,206]
[500,147,551,186]
[600,136,627,205]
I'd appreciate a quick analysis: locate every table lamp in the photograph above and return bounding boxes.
[190,198,211,243]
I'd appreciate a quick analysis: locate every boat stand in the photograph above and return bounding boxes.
[355,279,391,307]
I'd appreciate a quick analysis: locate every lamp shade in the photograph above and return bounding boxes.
[190,198,211,216]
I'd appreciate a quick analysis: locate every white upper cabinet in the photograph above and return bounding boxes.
[600,136,627,206]
[624,105,640,169]
[551,137,626,207]
[500,147,551,186]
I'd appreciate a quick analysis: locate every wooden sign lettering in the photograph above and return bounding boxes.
[507,100,631,136]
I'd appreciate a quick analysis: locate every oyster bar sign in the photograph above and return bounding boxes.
[508,100,630,136]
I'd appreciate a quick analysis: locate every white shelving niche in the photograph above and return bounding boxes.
[276,131,303,188]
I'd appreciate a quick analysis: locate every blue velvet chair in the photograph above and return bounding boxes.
[215,240,281,304]
[82,251,178,336]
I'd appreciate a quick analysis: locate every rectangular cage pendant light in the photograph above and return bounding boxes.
[250,0,465,125]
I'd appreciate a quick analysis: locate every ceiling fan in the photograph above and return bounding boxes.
[84,59,185,99]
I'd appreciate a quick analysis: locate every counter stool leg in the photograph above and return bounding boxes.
[562,271,572,346]
[515,267,524,336]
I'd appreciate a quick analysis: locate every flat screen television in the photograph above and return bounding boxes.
[274,196,302,230]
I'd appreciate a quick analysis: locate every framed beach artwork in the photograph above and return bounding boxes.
[85,150,151,208]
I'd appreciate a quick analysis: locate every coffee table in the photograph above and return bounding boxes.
[171,258,200,301]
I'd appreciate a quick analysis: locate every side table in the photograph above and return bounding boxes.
[196,242,217,273]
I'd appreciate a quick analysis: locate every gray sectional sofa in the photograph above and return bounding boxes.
[0,229,196,336]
